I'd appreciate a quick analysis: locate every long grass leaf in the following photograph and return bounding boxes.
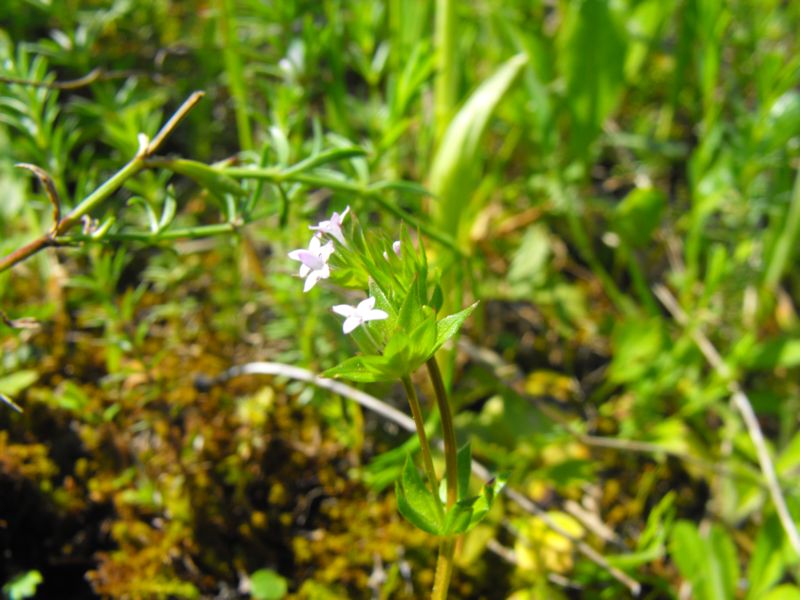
[429,53,528,246]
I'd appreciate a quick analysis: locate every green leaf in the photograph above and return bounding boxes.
[443,472,506,535]
[467,474,506,530]
[747,337,800,371]
[407,312,437,362]
[323,355,397,383]
[761,586,800,600]
[158,158,246,198]
[397,276,424,332]
[443,498,477,535]
[158,191,177,231]
[282,146,367,176]
[708,524,739,600]
[395,456,444,535]
[670,521,738,600]
[250,569,288,600]
[430,284,444,312]
[434,302,478,352]
[558,0,627,159]
[508,225,551,293]
[429,53,528,243]
[2,570,42,600]
[127,196,160,233]
[456,443,472,501]
[0,370,38,396]
[614,187,666,248]
[747,515,786,599]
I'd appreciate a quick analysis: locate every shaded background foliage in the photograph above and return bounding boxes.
[2,0,800,598]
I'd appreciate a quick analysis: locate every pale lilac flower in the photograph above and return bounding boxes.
[384,240,401,260]
[288,236,335,292]
[332,297,389,334]
[310,206,350,245]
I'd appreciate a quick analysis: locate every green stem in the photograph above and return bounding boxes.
[434,0,457,142]
[215,0,253,151]
[57,158,144,232]
[58,222,241,243]
[426,357,457,507]
[223,167,463,254]
[425,357,459,600]
[0,92,204,274]
[400,375,444,521]
[432,537,456,600]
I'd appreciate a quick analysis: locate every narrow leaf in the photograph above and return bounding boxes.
[429,53,528,243]
[435,302,478,351]
[396,456,444,534]
[157,158,246,197]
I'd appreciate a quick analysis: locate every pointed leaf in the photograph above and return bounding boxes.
[467,473,507,530]
[162,158,246,197]
[443,498,476,535]
[158,192,177,231]
[395,456,444,534]
[323,355,395,383]
[283,146,368,176]
[435,302,478,351]
[430,53,528,242]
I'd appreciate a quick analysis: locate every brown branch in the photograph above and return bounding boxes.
[0,91,205,274]
[16,163,61,231]
[0,236,58,272]
[0,67,147,91]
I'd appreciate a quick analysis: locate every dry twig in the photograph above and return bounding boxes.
[653,283,800,555]
[210,361,642,596]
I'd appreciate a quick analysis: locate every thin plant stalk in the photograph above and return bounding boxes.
[426,356,458,600]
[0,92,204,274]
[215,0,253,152]
[426,357,457,507]
[434,0,457,142]
[432,537,456,600]
[401,375,444,522]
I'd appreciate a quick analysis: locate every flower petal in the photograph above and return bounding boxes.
[365,309,388,322]
[342,316,361,334]
[358,297,376,312]
[303,272,319,292]
[332,304,356,317]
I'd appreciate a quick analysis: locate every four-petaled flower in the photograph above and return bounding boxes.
[310,206,350,245]
[288,235,335,292]
[332,297,388,334]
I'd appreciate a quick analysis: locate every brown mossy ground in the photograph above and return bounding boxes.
[0,251,514,599]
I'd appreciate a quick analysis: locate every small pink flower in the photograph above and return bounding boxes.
[332,297,389,334]
[288,236,335,292]
[310,206,350,245]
